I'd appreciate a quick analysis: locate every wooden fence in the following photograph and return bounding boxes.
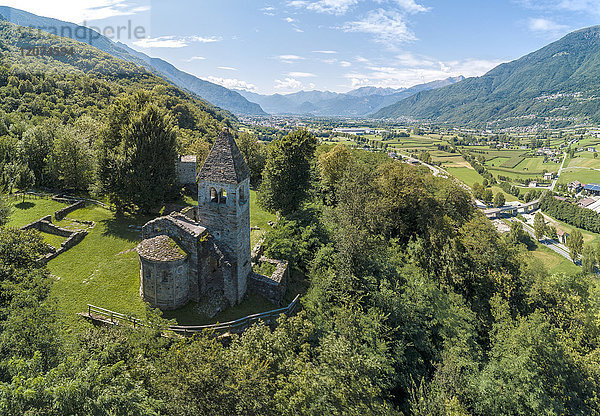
[82,294,301,337]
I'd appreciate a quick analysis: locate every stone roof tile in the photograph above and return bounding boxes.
[137,235,188,262]
[197,128,250,184]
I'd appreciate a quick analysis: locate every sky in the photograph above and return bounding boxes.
[2,0,600,94]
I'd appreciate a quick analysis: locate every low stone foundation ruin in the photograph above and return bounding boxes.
[55,200,86,220]
[20,215,88,264]
[248,239,289,305]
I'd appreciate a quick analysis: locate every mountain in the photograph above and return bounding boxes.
[0,18,230,139]
[236,76,464,117]
[373,26,600,127]
[0,6,266,116]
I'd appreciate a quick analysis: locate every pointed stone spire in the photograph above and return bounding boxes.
[197,128,250,184]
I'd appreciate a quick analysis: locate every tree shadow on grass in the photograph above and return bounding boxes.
[15,201,34,210]
[100,214,153,244]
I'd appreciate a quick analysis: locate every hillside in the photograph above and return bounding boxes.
[236,76,463,117]
[0,18,230,138]
[374,26,600,128]
[0,6,266,116]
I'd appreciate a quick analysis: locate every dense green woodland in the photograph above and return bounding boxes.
[0,19,233,208]
[0,18,599,416]
[1,137,600,414]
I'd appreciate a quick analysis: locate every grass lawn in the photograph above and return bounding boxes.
[446,167,485,187]
[43,233,67,249]
[249,190,277,247]
[530,244,580,275]
[558,168,600,184]
[7,197,69,228]
[490,186,519,202]
[9,191,280,331]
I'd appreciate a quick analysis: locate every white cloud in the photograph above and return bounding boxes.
[0,0,148,23]
[133,35,220,49]
[527,17,568,33]
[277,54,305,63]
[275,77,304,90]
[185,56,206,62]
[313,50,337,54]
[205,76,257,92]
[391,0,430,13]
[289,0,358,15]
[288,71,316,77]
[516,0,600,15]
[134,36,188,48]
[285,17,295,22]
[340,60,352,67]
[344,57,503,89]
[289,0,428,15]
[218,66,237,71]
[343,9,416,45]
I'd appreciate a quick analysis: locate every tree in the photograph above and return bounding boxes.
[19,121,58,187]
[506,220,527,246]
[534,212,545,240]
[236,132,267,187]
[15,166,35,202]
[482,188,493,206]
[259,129,317,216]
[98,96,178,214]
[51,126,95,190]
[567,229,583,263]
[493,192,505,207]
[0,194,11,225]
[581,244,596,274]
[318,143,353,205]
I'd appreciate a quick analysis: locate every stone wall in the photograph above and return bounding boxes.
[197,177,251,304]
[55,200,86,220]
[21,216,88,265]
[139,256,190,310]
[248,257,289,305]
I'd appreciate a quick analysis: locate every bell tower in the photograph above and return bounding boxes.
[196,128,251,304]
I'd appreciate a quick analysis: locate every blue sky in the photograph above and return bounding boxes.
[4,0,600,93]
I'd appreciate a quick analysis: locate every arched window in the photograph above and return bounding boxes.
[219,189,227,204]
[210,187,218,203]
[239,185,247,205]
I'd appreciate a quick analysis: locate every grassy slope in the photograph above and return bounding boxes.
[531,244,580,275]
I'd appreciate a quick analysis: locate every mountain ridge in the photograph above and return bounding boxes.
[373,26,600,127]
[0,6,267,116]
[236,76,464,117]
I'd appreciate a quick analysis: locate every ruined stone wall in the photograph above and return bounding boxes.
[55,200,86,220]
[177,159,197,185]
[248,257,288,305]
[21,217,75,237]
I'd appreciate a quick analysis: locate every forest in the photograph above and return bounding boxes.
[1,129,600,415]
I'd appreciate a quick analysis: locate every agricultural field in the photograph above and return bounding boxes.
[445,167,485,187]
[6,191,278,330]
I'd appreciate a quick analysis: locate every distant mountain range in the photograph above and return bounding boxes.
[0,6,266,116]
[236,77,464,117]
[374,26,600,127]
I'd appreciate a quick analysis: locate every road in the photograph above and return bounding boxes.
[550,152,568,191]
[508,217,577,263]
